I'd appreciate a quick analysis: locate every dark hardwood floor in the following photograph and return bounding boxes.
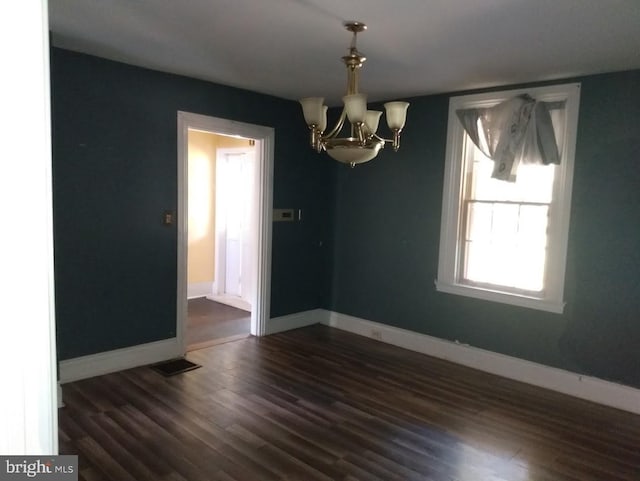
[187,298,250,350]
[59,325,640,481]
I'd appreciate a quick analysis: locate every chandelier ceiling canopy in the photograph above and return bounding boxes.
[300,22,409,167]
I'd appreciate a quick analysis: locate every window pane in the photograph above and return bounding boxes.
[461,145,554,293]
[464,240,491,284]
[471,152,555,203]
[514,246,546,291]
[491,203,519,244]
[466,202,492,242]
[518,205,549,247]
[463,237,546,292]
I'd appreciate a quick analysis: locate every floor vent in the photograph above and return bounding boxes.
[151,358,201,377]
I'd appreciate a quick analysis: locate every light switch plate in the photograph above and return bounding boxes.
[273,208,295,222]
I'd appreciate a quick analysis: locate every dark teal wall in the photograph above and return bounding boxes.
[51,48,335,360]
[330,71,640,389]
[51,46,639,388]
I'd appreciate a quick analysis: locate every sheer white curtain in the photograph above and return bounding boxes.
[456,95,561,182]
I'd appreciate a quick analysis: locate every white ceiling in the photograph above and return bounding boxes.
[49,0,640,105]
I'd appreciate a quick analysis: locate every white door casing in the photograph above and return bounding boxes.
[177,112,274,350]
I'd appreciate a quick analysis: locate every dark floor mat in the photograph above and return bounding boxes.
[151,358,201,376]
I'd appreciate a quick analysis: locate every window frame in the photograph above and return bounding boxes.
[436,83,581,313]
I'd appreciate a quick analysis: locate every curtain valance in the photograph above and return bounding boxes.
[456,95,561,181]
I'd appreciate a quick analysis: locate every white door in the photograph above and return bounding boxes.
[223,153,245,297]
[215,148,256,305]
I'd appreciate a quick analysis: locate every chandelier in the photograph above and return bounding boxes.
[299,22,410,167]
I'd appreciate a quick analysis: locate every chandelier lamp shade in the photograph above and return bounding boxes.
[299,22,410,167]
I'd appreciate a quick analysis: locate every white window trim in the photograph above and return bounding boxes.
[436,83,581,314]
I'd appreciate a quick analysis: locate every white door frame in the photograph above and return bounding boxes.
[177,111,273,350]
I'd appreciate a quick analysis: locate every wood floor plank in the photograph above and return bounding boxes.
[106,406,221,481]
[59,325,640,481]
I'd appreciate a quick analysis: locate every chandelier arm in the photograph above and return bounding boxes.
[355,123,366,144]
[321,108,347,140]
[309,127,323,152]
[372,133,392,143]
[373,129,403,141]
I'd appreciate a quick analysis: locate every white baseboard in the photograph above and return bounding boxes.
[321,310,640,415]
[266,309,328,335]
[56,308,640,416]
[59,337,181,384]
[207,294,251,312]
[188,282,213,299]
[58,307,316,384]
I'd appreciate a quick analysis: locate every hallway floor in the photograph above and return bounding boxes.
[187,298,250,350]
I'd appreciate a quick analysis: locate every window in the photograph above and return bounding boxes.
[436,84,580,313]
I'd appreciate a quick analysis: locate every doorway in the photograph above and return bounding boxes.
[177,112,274,353]
[187,135,255,349]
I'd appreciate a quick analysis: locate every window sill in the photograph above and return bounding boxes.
[435,280,565,314]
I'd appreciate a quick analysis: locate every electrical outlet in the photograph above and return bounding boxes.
[371,329,383,340]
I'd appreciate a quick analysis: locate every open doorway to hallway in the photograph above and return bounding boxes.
[186,131,255,350]
[177,111,274,354]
